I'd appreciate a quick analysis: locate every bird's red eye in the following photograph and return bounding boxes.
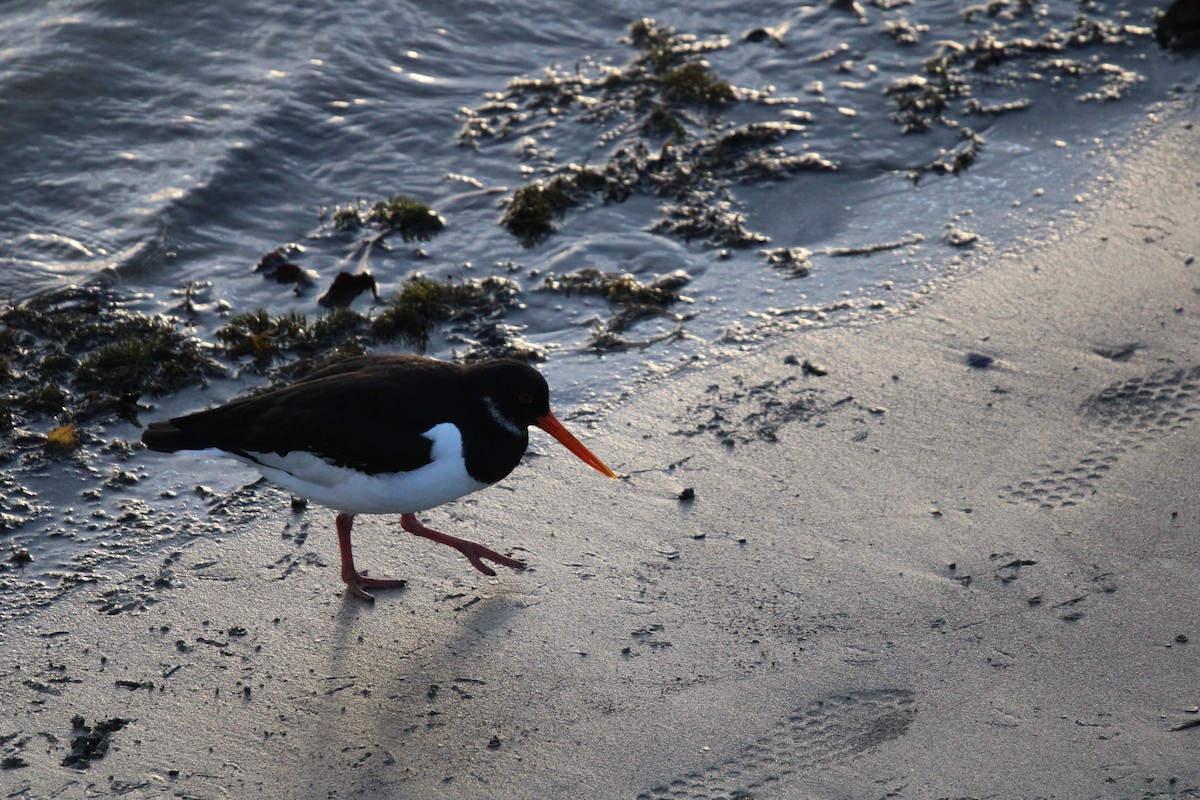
[518,393,534,404]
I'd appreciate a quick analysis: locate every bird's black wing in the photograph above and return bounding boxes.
[142,356,467,475]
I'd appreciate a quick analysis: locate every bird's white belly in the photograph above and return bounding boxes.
[208,422,489,515]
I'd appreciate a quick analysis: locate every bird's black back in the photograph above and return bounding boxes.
[142,355,545,483]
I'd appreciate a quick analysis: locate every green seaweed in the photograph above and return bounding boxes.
[627,18,726,76]
[629,17,689,74]
[660,62,734,107]
[502,181,575,248]
[502,170,609,247]
[74,330,216,400]
[630,19,733,107]
[372,275,519,351]
[367,195,446,241]
[212,275,521,367]
[217,308,371,365]
[323,194,446,241]
[0,327,19,355]
[39,348,75,376]
[461,18,828,249]
[329,200,368,233]
[311,307,370,340]
[0,289,223,431]
[14,383,67,414]
[642,104,687,140]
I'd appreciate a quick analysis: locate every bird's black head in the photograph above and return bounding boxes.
[466,359,551,432]
[465,358,618,480]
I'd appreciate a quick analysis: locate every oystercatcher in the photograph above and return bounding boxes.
[142,354,617,600]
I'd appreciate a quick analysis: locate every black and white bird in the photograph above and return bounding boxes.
[141,354,617,601]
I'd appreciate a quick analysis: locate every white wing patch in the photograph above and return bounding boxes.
[212,422,488,515]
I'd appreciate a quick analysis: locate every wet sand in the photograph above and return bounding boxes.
[2,110,1199,797]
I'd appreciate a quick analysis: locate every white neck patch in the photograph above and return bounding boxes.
[483,396,524,438]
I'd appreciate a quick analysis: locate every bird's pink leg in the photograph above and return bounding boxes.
[336,512,406,602]
[400,513,524,576]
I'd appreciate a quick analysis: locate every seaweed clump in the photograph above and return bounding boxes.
[658,62,735,107]
[0,287,223,432]
[215,273,527,377]
[253,245,319,295]
[642,104,687,140]
[905,128,985,184]
[502,171,605,248]
[371,275,521,352]
[762,247,814,278]
[322,194,446,242]
[627,17,733,106]
[368,195,446,242]
[61,716,130,770]
[318,272,380,308]
[461,19,827,250]
[540,268,691,306]
[885,13,1153,135]
[539,267,694,354]
[216,307,370,370]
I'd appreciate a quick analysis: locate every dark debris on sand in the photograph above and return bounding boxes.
[61,715,131,770]
[672,374,849,446]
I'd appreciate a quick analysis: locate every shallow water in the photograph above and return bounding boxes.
[4,3,1193,342]
[0,0,1196,624]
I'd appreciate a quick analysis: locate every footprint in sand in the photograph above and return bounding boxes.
[636,689,915,800]
[1002,365,1200,509]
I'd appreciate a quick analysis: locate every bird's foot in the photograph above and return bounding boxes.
[342,571,407,603]
[336,512,406,602]
[400,513,525,576]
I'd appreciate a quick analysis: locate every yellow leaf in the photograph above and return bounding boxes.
[46,424,79,450]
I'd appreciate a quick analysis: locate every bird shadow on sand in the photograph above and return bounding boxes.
[325,572,528,665]
[289,589,529,792]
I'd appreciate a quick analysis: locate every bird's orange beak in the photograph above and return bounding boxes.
[535,412,618,478]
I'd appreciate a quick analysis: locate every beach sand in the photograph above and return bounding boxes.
[2,109,1198,798]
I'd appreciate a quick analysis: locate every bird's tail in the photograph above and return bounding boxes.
[141,420,201,453]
